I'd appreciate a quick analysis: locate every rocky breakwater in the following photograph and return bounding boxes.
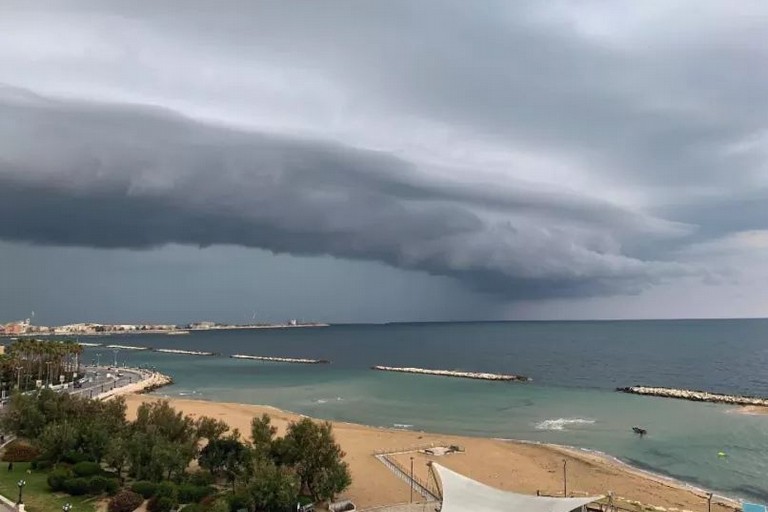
[97,369,174,401]
[231,354,330,364]
[371,366,530,382]
[154,348,217,356]
[617,386,768,407]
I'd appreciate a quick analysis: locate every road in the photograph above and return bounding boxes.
[65,366,145,399]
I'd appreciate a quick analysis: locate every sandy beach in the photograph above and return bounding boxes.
[122,394,739,512]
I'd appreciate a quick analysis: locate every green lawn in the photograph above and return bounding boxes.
[0,463,98,512]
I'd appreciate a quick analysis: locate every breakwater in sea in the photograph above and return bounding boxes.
[106,344,149,350]
[154,348,217,356]
[617,386,768,407]
[231,354,330,364]
[371,366,529,382]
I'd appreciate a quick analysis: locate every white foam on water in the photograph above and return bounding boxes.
[535,418,596,431]
[393,423,414,429]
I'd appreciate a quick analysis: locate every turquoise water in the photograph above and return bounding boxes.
[81,320,768,502]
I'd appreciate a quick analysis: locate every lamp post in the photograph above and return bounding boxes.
[17,479,25,505]
[562,459,567,497]
[707,493,713,512]
[410,456,414,503]
[113,349,119,368]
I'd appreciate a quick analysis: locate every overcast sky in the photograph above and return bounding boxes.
[1,0,767,324]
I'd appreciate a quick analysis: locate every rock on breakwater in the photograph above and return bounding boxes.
[617,386,768,407]
[154,348,217,356]
[371,365,529,382]
[231,354,330,364]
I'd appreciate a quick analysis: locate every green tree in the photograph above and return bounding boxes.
[251,413,277,460]
[198,436,250,491]
[196,416,229,441]
[247,460,300,512]
[36,421,78,463]
[104,436,130,482]
[282,418,351,502]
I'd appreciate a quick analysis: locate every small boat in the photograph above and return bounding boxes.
[632,426,647,437]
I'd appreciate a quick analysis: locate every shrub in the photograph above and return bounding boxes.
[187,471,215,487]
[73,460,102,477]
[226,493,253,512]
[108,490,144,512]
[89,476,110,494]
[64,477,91,496]
[155,481,179,501]
[31,458,53,470]
[104,478,120,495]
[62,451,90,464]
[178,484,213,504]
[131,481,158,499]
[148,496,176,512]
[2,440,40,462]
[47,468,73,492]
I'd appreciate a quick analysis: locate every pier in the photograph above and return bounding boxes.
[153,348,217,356]
[372,366,529,382]
[617,386,768,407]
[231,354,330,364]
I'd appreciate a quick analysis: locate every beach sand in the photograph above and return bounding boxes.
[122,394,739,512]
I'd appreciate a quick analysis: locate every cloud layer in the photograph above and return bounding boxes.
[1,0,767,304]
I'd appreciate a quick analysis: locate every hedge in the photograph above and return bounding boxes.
[131,481,158,499]
[178,484,213,504]
[63,477,91,496]
[47,468,73,492]
[73,461,102,477]
[147,496,175,512]
[108,490,144,512]
[1,440,40,462]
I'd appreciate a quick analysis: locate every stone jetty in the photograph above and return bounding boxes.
[106,344,149,350]
[231,354,330,364]
[371,365,530,382]
[617,386,768,407]
[153,348,217,356]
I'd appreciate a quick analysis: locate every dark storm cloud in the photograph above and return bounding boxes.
[0,90,689,299]
[1,0,767,306]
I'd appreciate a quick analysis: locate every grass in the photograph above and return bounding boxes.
[0,462,98,512]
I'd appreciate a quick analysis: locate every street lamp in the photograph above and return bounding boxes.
[410,456,414,503]
[17,479,25,505]
[112,349,119,368]
[562,459,567,497]
[62,503,73,512]
[707,492,713,512]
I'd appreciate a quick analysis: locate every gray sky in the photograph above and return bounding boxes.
[1,0,767,324]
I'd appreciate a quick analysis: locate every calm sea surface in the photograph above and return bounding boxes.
[80,320,768,502]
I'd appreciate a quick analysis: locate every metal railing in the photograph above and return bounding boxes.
[374,454,440,502]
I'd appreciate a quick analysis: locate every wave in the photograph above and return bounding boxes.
[535,418,595,431]
[393,423,414,429]
[314,397,344,405]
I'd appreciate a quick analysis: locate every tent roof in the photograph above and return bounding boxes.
[432,463,602,512]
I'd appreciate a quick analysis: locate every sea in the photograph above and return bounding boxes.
[76,319,768,503]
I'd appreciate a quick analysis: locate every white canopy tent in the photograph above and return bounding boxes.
[431,463,602,512]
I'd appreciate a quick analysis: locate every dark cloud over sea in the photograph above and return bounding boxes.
[0,1,767,320]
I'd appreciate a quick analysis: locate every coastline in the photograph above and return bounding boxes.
[96,370,173,400]
[123,393,742,512]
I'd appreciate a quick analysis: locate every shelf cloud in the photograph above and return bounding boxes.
[1,0,766,310]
